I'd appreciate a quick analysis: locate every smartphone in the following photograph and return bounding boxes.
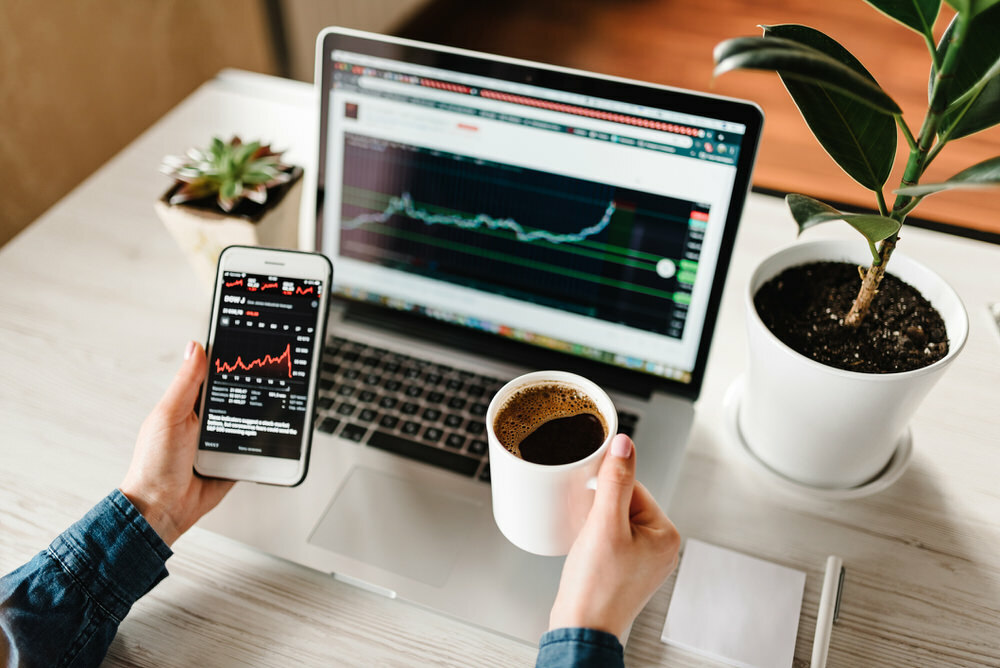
[194,245,332,486]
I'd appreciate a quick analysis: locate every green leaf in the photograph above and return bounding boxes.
[219,179,240,201]
[864,0,941,36]
[232,140,260,168]
[936,5,1000,138]
[713,35,902,114]
[894,155,1000,195]
[241,169,277,185]
[761,25,897,191]
[787,194,901,263]
[946,0,1000,16]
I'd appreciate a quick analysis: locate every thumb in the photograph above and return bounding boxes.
[158,341,207,420]
[591,434,636,522]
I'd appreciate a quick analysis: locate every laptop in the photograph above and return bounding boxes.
[198,26,762,643]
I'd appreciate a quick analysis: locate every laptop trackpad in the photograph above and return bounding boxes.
[307,467,481,587]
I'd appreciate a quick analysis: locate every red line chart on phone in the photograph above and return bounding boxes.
[214,343,293,378]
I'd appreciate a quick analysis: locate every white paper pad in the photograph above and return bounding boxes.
[661,538,806,668]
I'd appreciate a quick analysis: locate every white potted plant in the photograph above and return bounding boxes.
[155,136,304,287]
[713,0,999,489]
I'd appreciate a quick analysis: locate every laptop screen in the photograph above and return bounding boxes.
[316,29,762,396]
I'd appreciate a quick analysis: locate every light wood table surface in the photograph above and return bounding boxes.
[1,71,998,667]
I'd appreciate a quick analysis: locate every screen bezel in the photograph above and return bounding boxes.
[315,27,762,401]
[194,245,332,486]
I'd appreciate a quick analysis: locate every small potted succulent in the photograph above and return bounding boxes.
[712,0,999,489]
[155,136,304,287]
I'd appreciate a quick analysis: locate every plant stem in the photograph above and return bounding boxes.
[844,14,968,329]
[897,115,918,151]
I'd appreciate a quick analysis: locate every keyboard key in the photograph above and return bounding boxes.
[465,420,485,435]
[336,402,356,416]
[383,379,402,392]
[426,391,444,404]
[444,414,464,429]
[363,373,381,385]
[466,384,485,398]
[361,356,380,367]
[469,403,489,417]
[401,401,420,415]
[341,351,360,362]
[358,390,377,403]
[318,396,334,410]
[340,423,367,442]
[358,408,377,422]
[446,397,467,411]
[322,361,339,374]
[344,368,361,380]
[422,408,442,422]
[445,378,464,392]
[378,396,398,410]
[337,385,355,397]
[401,420,421,436]
[368,431,480,476]
[317,417,340,433]
[478,463,491,483]
[468,439,488,456]
[379,415,399,430]
[319,378,334,391]
[445,433,466,450]
[424,373,442,385]
[404,385,423,398]
[403,367,422,380]
[381,361,401,374]
[423,427,443,443]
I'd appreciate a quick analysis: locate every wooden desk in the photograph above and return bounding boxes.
[1,71,998,667]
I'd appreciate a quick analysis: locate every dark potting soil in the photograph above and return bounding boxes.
[753,261,949,373]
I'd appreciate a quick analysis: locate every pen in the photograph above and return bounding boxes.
[810,555,845,668]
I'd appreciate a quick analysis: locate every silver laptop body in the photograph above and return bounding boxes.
[199,27,762,643]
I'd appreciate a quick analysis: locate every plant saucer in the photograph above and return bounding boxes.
[721,375,913,500]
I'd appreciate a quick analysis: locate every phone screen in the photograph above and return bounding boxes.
[199,271,325,460]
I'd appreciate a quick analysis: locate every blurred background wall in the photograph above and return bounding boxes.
[3,0,997,249]
[0,0,425,248]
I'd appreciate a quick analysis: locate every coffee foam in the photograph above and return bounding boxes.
[494,382,607,458]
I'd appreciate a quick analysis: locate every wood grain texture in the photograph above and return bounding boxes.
[396,0,1000,237]
[1,72,999,667]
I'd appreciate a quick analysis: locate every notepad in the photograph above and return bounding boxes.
[661,539,806,668]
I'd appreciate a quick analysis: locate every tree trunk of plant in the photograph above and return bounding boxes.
[844,237,897,327]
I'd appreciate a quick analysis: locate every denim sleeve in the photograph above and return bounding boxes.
[0,489,172,668]
[535,627,624,668]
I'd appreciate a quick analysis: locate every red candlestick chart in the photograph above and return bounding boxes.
[214,343,293,378]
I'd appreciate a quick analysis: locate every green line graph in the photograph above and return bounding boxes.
[341,186,666,273]
[342,220,680,301]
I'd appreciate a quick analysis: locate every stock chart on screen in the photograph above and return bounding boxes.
[338,133,708,340]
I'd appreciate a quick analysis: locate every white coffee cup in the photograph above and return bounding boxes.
[487,370,618,556]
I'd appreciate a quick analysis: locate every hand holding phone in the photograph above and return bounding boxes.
[195,245,332,486]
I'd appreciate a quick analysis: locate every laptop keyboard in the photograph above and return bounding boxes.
[314,335,640,481]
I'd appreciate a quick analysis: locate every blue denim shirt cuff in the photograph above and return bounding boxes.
[536,627,624,668]
[47,489,173,622]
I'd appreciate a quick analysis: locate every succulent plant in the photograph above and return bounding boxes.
[160,136,294,213]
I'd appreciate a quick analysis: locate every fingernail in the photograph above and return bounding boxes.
[611,434,632,458]
[184,340,196,360]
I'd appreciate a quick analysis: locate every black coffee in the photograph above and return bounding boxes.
[494,382,608,466]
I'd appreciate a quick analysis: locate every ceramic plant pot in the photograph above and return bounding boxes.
[739,240,968,489]
[155,167,303,288]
